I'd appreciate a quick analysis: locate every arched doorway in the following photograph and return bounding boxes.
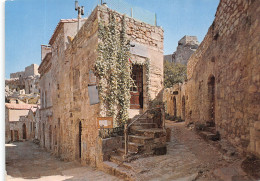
[22,123,26,139]
[43,123,45,147]
[173,96,177,117]
[182,96,185,120]
[79,121,82,159]
[208,76,215,126]
[49,125,52,150]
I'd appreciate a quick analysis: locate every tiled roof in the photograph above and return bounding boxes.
[5,103,38,110]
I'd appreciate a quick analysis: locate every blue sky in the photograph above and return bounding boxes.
[5,0,219,78]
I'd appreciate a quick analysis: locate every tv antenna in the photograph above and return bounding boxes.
[75,1,84,32]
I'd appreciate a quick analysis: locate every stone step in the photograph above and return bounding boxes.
[129,118,154,124]
[135,128,166,138]
[128,135,154,145]
[102,161,136,181]
[199,131,220,141]
[123,142,144,153]
[116,148,136,157]
[205,126,216,133]
[110,155,124,165]
[130,123,157,132]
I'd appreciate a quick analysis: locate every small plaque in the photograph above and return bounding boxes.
[97,117,113,129]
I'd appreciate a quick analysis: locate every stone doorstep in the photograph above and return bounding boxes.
[199,131,220,141]
[128,135,154,144]
[205,126,217,133]
[102,161,136,181]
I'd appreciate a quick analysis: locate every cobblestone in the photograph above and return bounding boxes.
[6,141,121,181]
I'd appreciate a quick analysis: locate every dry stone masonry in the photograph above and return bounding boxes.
[38,4,164,169]
[165,0,260,157]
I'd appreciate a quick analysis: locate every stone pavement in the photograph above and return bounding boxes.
[5,141,121,181]
[120,121,253,181]
[6,121,257,181]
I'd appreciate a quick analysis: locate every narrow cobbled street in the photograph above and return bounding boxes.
[121,121,255,181]
[6,120,259,181]
[5,142,121,181]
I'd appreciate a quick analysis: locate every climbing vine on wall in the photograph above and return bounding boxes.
[95,12,132,127]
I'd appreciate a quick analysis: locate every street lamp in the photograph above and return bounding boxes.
[75,1,84,32]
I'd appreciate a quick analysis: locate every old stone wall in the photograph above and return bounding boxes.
[163,82,187,121]
[186,0,260,156]
[41,45,51,61]
[99,5,164,108]
[5,107,11,143]
[38,4,164,168]
[10,64,39,79]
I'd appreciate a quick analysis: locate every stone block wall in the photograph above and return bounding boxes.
[10,64,39,79]
[186,0,260,156]
[38,4,164,168]
[163,82,187,120]
[98,5,164,106]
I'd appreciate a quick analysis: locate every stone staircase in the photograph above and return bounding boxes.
[102,115,167,180]
[197,122,220,141]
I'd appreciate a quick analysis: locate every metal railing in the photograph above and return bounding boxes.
[100,0,157,26]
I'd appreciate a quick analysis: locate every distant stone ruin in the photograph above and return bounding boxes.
[5,64,40,104]
[164,35,199,65]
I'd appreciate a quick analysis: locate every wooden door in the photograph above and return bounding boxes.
[130,65,143,109]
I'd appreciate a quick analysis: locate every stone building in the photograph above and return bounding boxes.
[165,0,260,157]
[5,103,38,142]
[164,35,199,65]
[38,4,165,168]
[6,64,40,104]
[164,82,187,121]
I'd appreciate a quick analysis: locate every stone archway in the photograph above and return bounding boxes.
[22,123,26,139]
[42,123,45,147]
[182,96,185,120]
[208,75,215,126]
[79,121,82,159]
[49,125,52,150]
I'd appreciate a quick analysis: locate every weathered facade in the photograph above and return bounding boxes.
[6,64,40,104]
[5,103,38,142]
[164,82,187,121]
[38,4,164,168]
[182,0,260,156]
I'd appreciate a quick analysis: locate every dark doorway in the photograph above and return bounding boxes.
[22,123,26,139]
[130,65,143,109]
[14,130,19,141]
[173,96,177,117]
[79,121,82,159]
[49,125,52,150]
[43,123,45,147]
[182,96,185,120]
[208,76,215,125]
[10,130,13,141]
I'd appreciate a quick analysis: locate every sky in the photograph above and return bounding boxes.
[5,0,219,78]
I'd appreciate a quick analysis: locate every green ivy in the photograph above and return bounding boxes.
[95,12,132,127]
